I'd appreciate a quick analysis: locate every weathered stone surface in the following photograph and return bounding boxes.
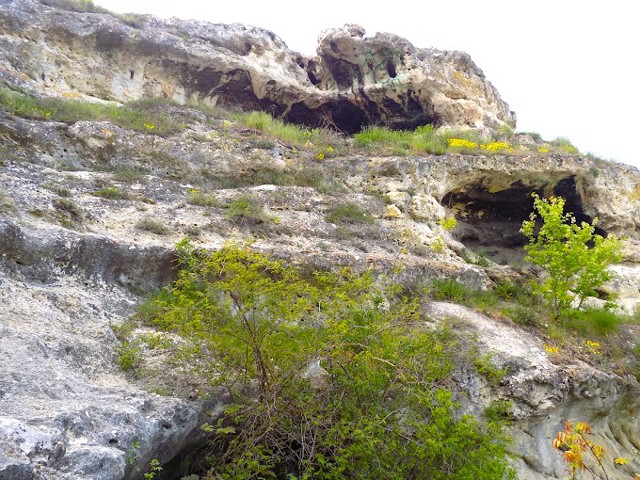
[1,107,639,478]
[427,302,640,479]
[0,222,206,480]
[1,2,640,478]
[0,0,515,135]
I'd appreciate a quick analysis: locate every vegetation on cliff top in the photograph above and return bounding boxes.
[0,85,581,158]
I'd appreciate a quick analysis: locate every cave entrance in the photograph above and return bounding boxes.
[442,176,600,265]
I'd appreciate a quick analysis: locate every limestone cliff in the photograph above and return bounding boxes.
[0,1,639,479]
[0,0,515,135]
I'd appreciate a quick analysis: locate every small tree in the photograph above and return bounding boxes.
[521,194,623,321]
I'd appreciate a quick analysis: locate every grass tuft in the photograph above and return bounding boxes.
[325,203,375,224]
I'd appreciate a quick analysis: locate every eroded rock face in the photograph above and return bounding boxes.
[0,221,205,480]
[1,2,639,478]
[0,0,515,135]
[427,302,640,480]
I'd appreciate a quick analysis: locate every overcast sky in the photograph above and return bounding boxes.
[97,0,639,168]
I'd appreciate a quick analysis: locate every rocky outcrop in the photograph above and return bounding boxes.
[0,222,204,480]
[427,302,640,480]
[0,0,515,135]
[1,103,640,477]
[1,1,639,479]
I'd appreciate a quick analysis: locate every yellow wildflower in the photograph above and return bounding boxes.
[481,141,513,152]
[544,344,560,354]
[585,340,601,353]
[447,138,478,150]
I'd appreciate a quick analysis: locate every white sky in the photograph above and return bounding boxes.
[97,0,639,168]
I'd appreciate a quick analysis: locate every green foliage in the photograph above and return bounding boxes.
[437,216,458,232]
[325,203,375,224]
[354,125,447,155]
[135,217,170,235]
[551,136,579,154]
[236,111,340,149]
[139,241,513,479]
[92,186,129,200]
[565,308,626,336]
[473,353,508,385]
[521,131,543,142]
[201,165,342,194]
[0,86,183,136]
[116,341,141,372]
[186,190,218,207]
[224,195,271,225]
[430,279,468,302]
[52,198,83,228]
[42,183,72,197]
[521,194,623,321]
[111,166,149,184]
[142,458,163,479]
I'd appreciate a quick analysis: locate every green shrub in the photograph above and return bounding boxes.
[236,110,338,148]
[111,167,149,184]
[40,0,111,13]
[135,217,170,235]
[116,341,141,372]
[473,353,508,385]
[224,195,270,225]
[92,186,129,200]
[566,308,626,336]
[186,190,218,207]
[42,183,72,197]
[355,126,411,148]
[501,304,539,326]
[354,125,447,155]
[430,279,468,302]
[325,203,375,224]
[521,194,623,321]
[52,198,83,227]
[134,240,514,479]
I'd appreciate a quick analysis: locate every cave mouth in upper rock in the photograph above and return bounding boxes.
[442,176,604,265]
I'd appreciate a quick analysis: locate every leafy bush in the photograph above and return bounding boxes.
[40,0,110,13]
[116,341,142,372]
[521,194,623,321]
[136,241,514,479]
[204,166,342,194]
[236,111,340,149]
[52,198,83,228]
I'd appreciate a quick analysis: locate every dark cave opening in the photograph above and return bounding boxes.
[442,176,603,264]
